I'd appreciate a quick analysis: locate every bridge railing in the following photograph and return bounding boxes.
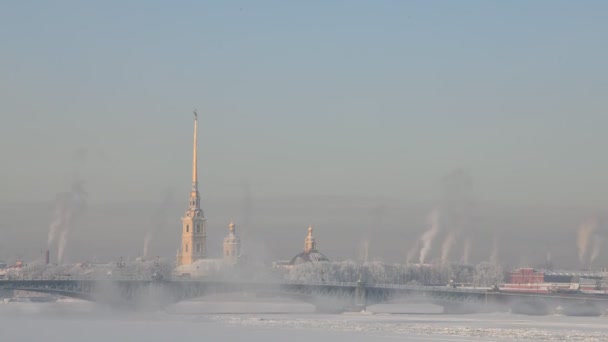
[0,275,162,282]
[0,277,491,295]
[369,283,492,293]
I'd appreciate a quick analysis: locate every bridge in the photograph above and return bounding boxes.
[2,278,608,315]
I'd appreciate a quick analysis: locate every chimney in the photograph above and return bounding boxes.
[45,249,50,265]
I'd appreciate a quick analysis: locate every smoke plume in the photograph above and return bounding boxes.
[409,170,476,265]
[577,218,599,265]
[47,180,88,264]
[143,234,152,260]
[47,198,67,247]
[440,231,455,266]
[419,209,440,264]
[57,230,69,264]
[437,169,476,265]
[360,239,370,263]
[590,237,603,264]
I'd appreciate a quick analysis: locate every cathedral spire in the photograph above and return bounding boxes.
[177,111,206,268]
[192,110,198,191]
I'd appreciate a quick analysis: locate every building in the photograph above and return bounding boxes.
[176,112,207,267]
[0,261,23,279]
[509,268,544,284]
[223,221,241,264]
[288,225,329,266]
[500,268,608,294]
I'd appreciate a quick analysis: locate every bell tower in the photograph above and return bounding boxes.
[223,221,241,264]
[177,111,207,266]
[304,225,316,253]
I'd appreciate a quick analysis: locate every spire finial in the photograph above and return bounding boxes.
[304,224,315,253]
[192,110,198,189]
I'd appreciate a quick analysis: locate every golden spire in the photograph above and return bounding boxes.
[304,225,316,253]
[192,110,198,190]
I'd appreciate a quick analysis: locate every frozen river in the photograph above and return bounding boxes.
[2,300,608,341]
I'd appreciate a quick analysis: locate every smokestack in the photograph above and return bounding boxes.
[45,249,50,265]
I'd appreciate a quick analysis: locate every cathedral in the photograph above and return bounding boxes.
[175,112,241,274]
[288,225,329,265]
[174,112,327,276]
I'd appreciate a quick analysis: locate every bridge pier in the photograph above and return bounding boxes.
[561,301,603,317]
[334,279,367,312]
[511,299,550,316]
[354,279,366,310]
[314,303,347,313]
[0,289,13,300]
[441,302,479,314]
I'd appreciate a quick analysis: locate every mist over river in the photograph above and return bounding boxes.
[2,300,608,341]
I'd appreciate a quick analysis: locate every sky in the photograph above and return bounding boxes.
[1,1,608,265]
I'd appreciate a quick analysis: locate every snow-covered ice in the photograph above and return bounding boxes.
[2,301,608,341]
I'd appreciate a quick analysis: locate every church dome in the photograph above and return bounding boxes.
[288,250,330,265]
[287,225,329,265]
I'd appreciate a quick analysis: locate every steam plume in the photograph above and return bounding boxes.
[360,239,370,263]
[408,170,475,265]
[143,234,152,260]
[47,180,87,264]
[47,200,66,247]
[440,231,455,266]
[577,218,598,265]
[441,169,475,265]
[57,230,69,264]
[590,237,602,264]
[419,209,440,264]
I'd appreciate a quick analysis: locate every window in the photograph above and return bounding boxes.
[196,243,200,253]
[185,244,188,253]
[186,225,189,232]
[196,223,200,233]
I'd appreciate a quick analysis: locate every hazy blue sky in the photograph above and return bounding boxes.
[2,1,608,206]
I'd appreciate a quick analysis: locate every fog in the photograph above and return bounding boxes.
[2,2,608,270]
[3,302,608,341]
[0,195,604,269]
[3,1,608,341]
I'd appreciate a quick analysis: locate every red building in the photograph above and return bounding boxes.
[509,268,544,284]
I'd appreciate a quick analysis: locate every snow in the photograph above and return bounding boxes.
[2,301,608,341]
